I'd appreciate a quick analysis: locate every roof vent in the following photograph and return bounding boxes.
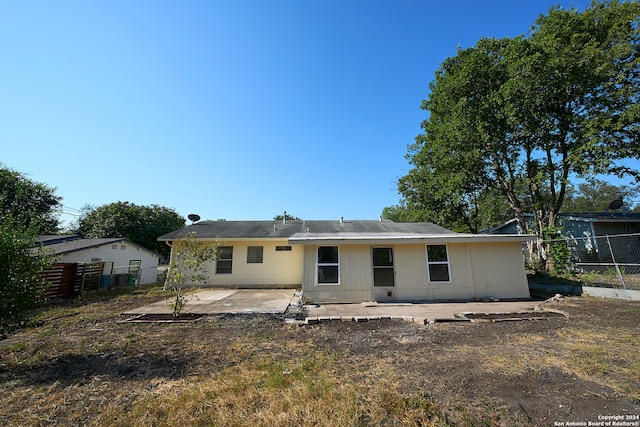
[273,223,277,231]
[339,216,344,224]
[379,216,382,222]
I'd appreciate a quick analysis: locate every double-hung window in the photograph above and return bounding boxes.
[426,245,450,282]
[317,246,339,284]
[216,246,233,274]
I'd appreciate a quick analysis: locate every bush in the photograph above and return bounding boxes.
[0,218,54,337]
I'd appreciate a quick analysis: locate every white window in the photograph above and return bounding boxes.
[216,246,233,274]
[247,246,263,263]
[317,246,339,285]
[426,244,450,282]
[276,246,292,251]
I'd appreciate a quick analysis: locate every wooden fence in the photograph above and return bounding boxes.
[42,262,104,298]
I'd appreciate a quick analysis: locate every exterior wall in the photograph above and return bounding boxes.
[466,242,530,299]
[302,244,374,303]
[195,240,303,288]
[59,243,160,285]
[301,241,530,303]
[593,222,640,236]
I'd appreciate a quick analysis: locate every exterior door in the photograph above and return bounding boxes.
[372,247,395,301]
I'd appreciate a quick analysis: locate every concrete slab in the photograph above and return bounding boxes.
[304,300,542,324]
[122,289,296,316]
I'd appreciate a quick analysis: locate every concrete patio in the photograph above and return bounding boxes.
[122,288,549,324]
[304,300,546,324]
[122,289,298,316]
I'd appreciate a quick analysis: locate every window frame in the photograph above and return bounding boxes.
[426,244,451,283]
[316,245,340,285]
[372,247,395,287]
[247,246,264,264]
[216,246,233,274]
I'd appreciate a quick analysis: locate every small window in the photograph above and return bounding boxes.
[120,244,126,250]
[317,246,339,284]
[128,260,141,273]
[276,246,292,251]
[112,244,118,250]
[216,246,233,274]
[427,245,450,282]
[91,257,102,262]
[247,246,263,263]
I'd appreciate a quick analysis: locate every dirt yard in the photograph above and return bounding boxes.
[1,287,639,426]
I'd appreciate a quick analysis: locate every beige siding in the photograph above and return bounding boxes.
[466,241,530,298]
[394,244,428,300]
[302,241,530,303]
[302,245,374,303]
[183,240,302,288]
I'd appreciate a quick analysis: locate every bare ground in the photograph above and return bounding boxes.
[1,287,639,426]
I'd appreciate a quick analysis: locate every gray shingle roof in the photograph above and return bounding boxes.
[157,220,455,241]
[40,238,160,256]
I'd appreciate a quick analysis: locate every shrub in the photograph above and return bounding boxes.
[0,218,54,337]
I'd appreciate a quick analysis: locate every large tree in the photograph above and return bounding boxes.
[562,179,639,212]
[0,218,54,336]
[0,165,61,234]
[76,202,185,257]
[393,1,640,239]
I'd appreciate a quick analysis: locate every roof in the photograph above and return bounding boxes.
[158,219,533,244]
[37,235,80,245]
[40,238,160,257]
[483,212,640,234]
[158,220,455,241]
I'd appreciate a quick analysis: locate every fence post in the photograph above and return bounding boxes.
[605,235,627,290]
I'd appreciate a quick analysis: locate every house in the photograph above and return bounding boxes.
[158,219,534,303]
[41,238,161,286]
[485,213,640,263]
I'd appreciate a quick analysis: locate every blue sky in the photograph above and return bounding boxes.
[4,0,630,225]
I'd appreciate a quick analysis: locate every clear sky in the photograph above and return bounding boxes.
[4,0,626,226]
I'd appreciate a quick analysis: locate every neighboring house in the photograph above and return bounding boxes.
[484,213,640,263]
[158,219,534,303]
[41,238,161,285]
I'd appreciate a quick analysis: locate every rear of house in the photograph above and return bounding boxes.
[159,219,532,303]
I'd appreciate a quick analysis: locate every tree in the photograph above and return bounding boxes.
[562,180,639,212]
[76,202,185,257]
[273,212,301,221]
[0,165,61,234]
[394,1,640,243]
[163,233,218,317]
[0,219,54,336]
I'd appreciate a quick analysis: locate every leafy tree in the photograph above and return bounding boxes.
[394,1,640,241]
[562,180,638,212]
[0,165,61,234]
[0,219,54,337]
[273,212,301,221]
[76,202,185,257]
[163,233,218,317]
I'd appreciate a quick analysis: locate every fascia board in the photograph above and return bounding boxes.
[288,233,536,245]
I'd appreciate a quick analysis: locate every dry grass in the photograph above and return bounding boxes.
[1,287,639,426]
